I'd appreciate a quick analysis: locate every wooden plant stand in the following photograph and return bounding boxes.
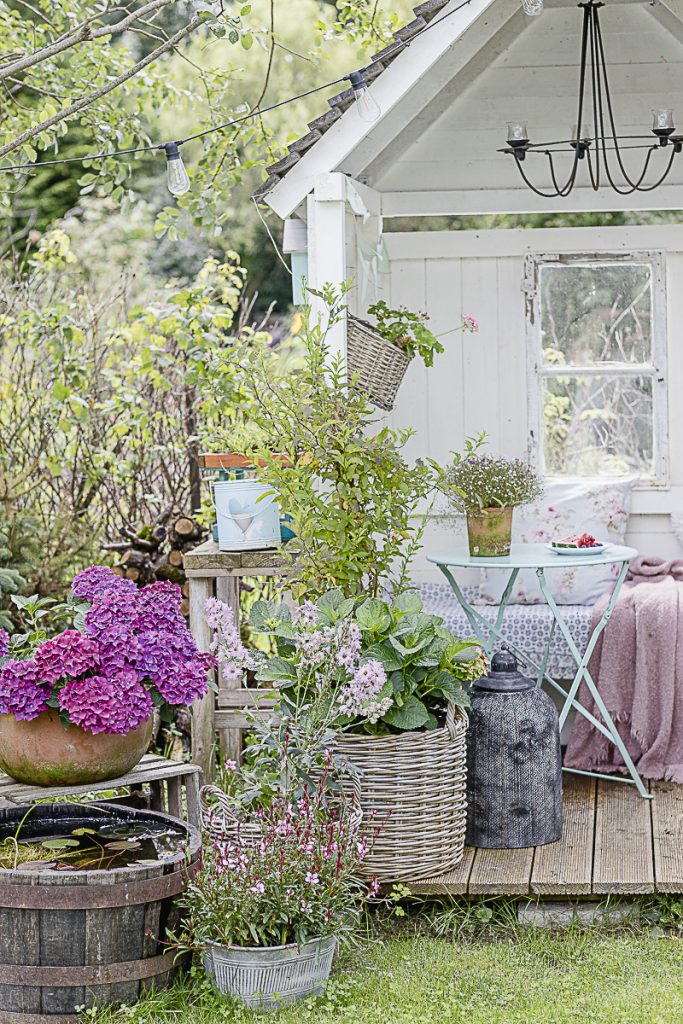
[0,754,202,827]
[184,540,289,779]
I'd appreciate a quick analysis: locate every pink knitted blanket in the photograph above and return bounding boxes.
[564,556,683,782]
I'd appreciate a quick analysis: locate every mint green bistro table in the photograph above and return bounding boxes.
[427,542,649,798]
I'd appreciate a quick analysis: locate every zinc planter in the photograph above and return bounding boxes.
[466,506,513,557]
[204,935,337,1009]
[0,708,153,786]
[213,479,282,552]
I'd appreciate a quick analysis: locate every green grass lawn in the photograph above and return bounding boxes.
[86,925,683,1024]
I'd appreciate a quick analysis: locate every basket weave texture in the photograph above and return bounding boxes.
[334,704,469,883]
[200,778,363,848]
[346,316,412,412]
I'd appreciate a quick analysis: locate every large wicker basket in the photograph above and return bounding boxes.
[334,704,469,883]
[346,315,412,412]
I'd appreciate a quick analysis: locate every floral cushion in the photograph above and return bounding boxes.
[478,478,638,606]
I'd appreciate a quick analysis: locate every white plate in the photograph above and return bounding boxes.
[547,542,607,556]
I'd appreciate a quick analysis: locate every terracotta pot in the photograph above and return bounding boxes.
[467,506,514,557]
[0,708,153,786]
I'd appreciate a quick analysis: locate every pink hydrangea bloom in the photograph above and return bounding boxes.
[34,630,100,683]
[59,671,153,735]
[0,630,9,659]
[0,659,49,721]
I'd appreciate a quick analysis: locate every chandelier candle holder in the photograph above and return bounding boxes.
[501,0,683,196]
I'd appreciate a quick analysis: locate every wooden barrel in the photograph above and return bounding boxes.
[0,802,201,1024]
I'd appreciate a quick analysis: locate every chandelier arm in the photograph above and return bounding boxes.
[635,145,678,192]
[593,7,647,190]
[547,148,583,197]
[511,152,563,198]
[584,144,600,191]
[588,5,602,189]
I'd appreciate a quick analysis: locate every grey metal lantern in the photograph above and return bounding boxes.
[466,648,563,849]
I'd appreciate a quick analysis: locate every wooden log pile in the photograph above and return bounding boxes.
[104,512,206,617]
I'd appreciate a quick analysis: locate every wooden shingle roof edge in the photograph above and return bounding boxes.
[251,0,452,200]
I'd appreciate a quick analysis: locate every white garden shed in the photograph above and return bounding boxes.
[258,0,683,580]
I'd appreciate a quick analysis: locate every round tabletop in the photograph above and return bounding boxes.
[427,542,638,571]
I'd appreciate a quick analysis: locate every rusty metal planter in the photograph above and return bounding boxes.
[0,802,200,1023]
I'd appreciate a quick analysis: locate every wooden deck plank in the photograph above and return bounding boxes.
[531,776,596,895]
[593,779,654,894]
[467,845,534,895]
[405,847,477,895]
[651,781,683,893]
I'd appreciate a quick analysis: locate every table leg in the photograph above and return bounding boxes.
[537,563,650,800]
[437,564,519,656]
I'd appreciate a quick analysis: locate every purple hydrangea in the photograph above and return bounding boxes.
[0,630,9,659]
[33,630,100,684]
[152,658,209,706]
[84,586,140,633]
[71,565,136,602]
[58,671,153,735]
[137,581,184,629]
[0,659,50,721]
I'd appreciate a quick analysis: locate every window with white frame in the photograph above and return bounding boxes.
[525,252,668,486]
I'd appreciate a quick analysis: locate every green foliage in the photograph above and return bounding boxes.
[367,301,444,367]
[221,286,434,599]
[433,433,543,514]
[250,589,484,736]
[0,230,259,609]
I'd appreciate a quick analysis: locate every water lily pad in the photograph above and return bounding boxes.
[21,860,56,871]
[71,827,97,836]
[104,840,142,852]
[42,838,80,851]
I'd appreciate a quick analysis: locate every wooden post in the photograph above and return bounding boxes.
[216,575,242,764]
[189,575,215,780]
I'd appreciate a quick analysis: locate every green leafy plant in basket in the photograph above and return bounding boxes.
[225,284,435,600]
[246,589,486,736]
[367,301,478,367]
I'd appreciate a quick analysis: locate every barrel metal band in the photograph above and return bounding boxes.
[0,859,198,910]
[0,949,178,987]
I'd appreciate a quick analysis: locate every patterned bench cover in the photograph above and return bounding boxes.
[418,583,593,681]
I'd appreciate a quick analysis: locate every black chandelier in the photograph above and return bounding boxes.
[501,0,682,196]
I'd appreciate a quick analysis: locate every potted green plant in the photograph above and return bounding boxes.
[210,589,486,882]
[434,434,543,558]
[347,300,478,411]
[175,778,369,1009]
[0,566,214,785]
[228,288,435,600]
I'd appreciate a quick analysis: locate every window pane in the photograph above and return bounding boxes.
[543,374,653,477]
[540,262,653,365]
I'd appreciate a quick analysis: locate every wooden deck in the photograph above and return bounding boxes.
[410,776,683,897]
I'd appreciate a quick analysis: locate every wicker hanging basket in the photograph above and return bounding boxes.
[333,704,469,883]
[200,777,363,848]
[346,315,412,412]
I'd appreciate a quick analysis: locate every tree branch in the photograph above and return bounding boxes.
[0,16,200,160]
[0,0,177,83]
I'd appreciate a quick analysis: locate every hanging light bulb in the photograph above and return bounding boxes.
[348,71,381,123]
[521,0,544,15]
[163,142,191,196]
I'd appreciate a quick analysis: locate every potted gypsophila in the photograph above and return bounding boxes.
[0,567,214,786]
[347,300,478,412]
[205,589,486,882]
[434,434,543,557]
[176,772,371,1009]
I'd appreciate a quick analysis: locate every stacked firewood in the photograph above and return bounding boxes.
[105,511,205,616]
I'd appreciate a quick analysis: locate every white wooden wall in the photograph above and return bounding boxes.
[372,224,683,582]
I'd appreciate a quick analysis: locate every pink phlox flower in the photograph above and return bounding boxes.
[305,871,319,886]
[250,880,266,895]
[464,313,479,333]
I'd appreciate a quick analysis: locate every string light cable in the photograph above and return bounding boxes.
[0,0,474,194]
